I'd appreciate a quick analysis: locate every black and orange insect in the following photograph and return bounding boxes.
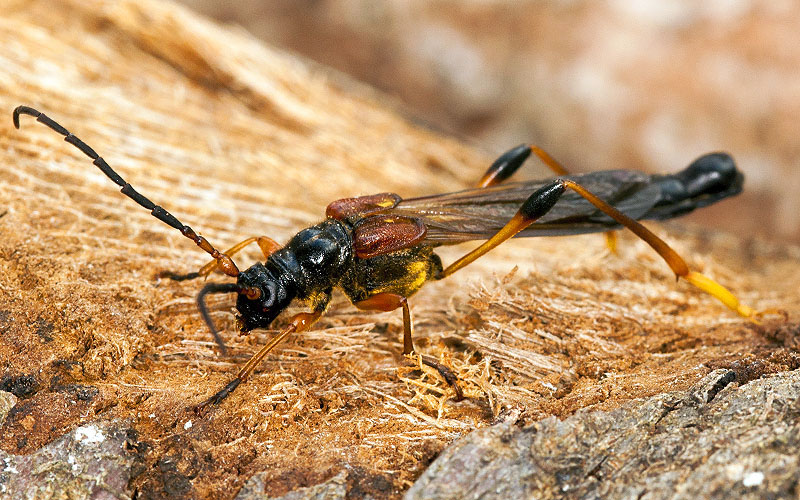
[13,105,757,409]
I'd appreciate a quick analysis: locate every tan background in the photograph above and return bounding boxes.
[179,0,800,243]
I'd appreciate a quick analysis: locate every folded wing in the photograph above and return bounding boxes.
[392,170,663,244]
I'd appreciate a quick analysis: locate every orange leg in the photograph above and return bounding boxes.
[196,310,322,412]
[439,178,756,318]
[604,230,619,254]
[160,236,281,281]
[528,145,570,176]
[559,180,755,316]
[355,293,463,400]
[479,144,617,251]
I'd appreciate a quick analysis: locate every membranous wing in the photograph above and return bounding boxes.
[392,170,664,245]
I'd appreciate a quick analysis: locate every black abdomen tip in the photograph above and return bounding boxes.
[678,152,743,197]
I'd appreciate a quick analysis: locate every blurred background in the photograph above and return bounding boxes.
[178,0,800,244]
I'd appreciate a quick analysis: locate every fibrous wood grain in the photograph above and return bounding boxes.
[0,1,799,499]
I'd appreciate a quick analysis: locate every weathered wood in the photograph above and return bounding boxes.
[406,369,800,500]
[0,1,798,498]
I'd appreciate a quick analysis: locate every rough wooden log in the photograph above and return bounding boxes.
[0,1,798,498]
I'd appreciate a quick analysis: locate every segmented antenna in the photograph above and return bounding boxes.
[12,105,239,277]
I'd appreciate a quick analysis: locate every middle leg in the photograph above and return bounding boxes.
[355,293,463,400]
[196,309,323,413]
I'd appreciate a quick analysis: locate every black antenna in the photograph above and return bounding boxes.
[197,282,244,354]
[12,106,240,277]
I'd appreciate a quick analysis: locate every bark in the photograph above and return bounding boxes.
[406,369,800,500]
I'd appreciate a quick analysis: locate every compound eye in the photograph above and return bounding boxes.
[261,281,277,309]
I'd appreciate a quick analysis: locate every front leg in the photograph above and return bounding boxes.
[196,309,323,413]
[355,293,463,400]
[159,236,281,281]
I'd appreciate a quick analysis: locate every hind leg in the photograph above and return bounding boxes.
[439,178,756,318]
[477,144,568,188]
[478,144,618,251]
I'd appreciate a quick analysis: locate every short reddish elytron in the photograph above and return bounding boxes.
[13,105,757,411]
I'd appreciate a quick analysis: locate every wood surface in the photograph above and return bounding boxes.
[0,1,798,498]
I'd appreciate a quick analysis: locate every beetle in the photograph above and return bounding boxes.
[12,105,757,409]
